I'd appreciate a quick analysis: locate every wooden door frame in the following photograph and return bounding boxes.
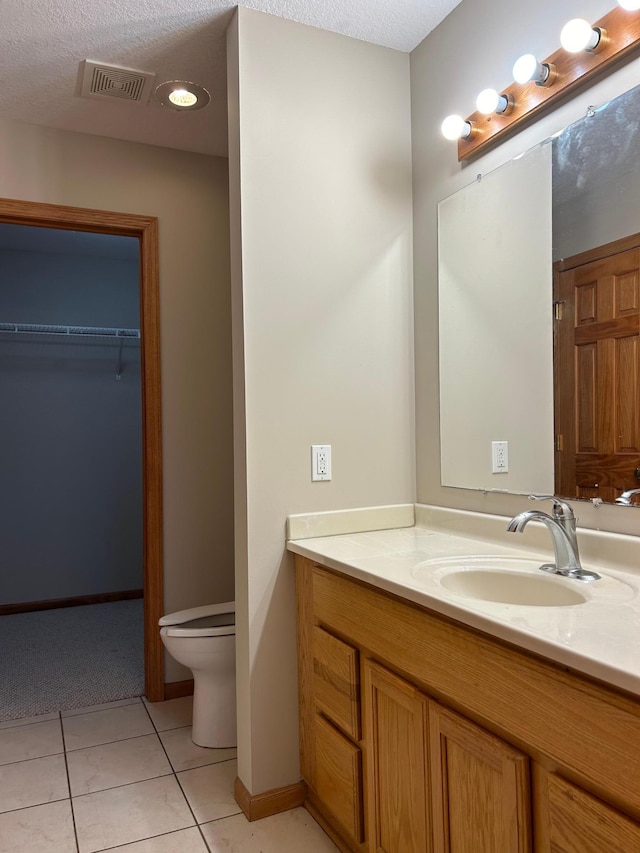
[0,197,164,701]
[554,230,640,275]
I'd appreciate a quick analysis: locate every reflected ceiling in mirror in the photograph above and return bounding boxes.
[553,84,640,262]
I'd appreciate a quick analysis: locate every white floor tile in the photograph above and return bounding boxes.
[67,733,172,796]
[0,799,76,853]
[62,702,154,752]
[61,697,142,718]
[104,826,209,852]
[0,753,69,814]
[159,727,236,772]
[143,696,193,732]
[200,808,340,852]
[0,718,63,766]
[178,759,240,824]
[0,711,60,730]
[73,775,195,853]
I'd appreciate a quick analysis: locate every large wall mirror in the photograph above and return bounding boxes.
[438,81,640,506]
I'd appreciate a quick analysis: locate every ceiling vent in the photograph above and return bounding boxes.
[77,60,156,104]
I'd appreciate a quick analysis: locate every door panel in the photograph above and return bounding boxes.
[364,660,430,853]
[430,702,531,853]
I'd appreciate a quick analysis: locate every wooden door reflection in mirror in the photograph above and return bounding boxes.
[554,235,640,503]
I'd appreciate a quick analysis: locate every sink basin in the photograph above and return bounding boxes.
[438,569,587,606]
[410,555,593,607]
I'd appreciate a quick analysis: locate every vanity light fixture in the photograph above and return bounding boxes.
[512,54,554,86]
[475,88,511,115]
[560,18,604,53]
[154,80,210,111]
[441,114,473,140]
[450,4,640,161]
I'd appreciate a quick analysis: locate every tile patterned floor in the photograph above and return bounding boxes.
[0,696,339,853]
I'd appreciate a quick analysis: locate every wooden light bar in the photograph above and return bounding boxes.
[458,5,640,162]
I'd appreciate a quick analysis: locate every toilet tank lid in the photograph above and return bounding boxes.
[159,601,235,627]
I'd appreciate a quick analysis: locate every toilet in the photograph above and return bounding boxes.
[159,601,236,748]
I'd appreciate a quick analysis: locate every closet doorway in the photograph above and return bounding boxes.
[0,197,163,705]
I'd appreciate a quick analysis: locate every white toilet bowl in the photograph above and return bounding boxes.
[159,602,236,748]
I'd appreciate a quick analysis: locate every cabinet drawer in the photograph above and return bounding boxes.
[537,771,640,853]
[314,625,361,739]
[314,714,364,844]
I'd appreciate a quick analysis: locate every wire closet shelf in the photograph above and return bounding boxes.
[0,322,140,339]
[0,322,141,379]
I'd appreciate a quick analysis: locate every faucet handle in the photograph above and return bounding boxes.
[528,495,575,521]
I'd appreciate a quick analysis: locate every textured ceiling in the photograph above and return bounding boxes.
[0,0,461,158]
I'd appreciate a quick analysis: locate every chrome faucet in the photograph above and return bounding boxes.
[507,496,600,582]
[615,488,640,506]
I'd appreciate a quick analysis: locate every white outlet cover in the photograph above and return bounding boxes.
[311,445,332,481]
[491,440,509,474]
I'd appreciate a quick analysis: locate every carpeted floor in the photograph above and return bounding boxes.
[0,599,144,721]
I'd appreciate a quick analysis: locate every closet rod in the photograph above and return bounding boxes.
[0,322,140,339]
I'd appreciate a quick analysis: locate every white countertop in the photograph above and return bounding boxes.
[287,521,640,697]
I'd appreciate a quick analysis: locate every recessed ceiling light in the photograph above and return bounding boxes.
[154,80,210,111]
[168,89,197,108]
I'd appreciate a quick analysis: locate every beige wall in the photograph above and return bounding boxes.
[0,118,234,680]
[412,0,640,535]
[228,8,415,793]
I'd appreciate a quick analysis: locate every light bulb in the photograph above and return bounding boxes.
[168,89,198,107]
[440,114,472,141]
[619,0,640,9]
[512,54,550,85]
[154,80,210,111]
[475,88,509,115]
[560,18,600,53]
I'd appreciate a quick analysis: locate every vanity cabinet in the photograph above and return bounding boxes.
[294,556,640,853]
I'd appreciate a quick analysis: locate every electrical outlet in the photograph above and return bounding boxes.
[491,440,509,473]
[311,445,332,481]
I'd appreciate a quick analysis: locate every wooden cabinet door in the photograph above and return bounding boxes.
[430,702,531,853]
[364,660,430,853]
[535,768,640,853]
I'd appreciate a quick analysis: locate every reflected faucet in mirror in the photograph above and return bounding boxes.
[615,488,640,505]
[507,496,600,582]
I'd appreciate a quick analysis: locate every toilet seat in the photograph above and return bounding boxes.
[159,601,235,638]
